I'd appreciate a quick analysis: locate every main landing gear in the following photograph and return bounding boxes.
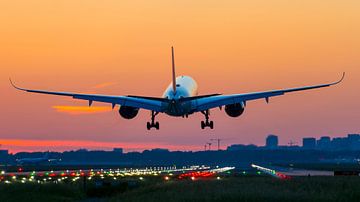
[201,110,214,129]
[147,111,159,130]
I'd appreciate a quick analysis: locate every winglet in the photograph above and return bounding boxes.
[9,78,25,91]
[332,72,345,85]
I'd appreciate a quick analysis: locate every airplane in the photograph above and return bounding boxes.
[16,153,59,165]
[10,47,345,130]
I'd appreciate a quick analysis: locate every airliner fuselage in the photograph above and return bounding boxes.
[162,76,198,116]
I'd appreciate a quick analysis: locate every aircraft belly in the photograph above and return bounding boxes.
[165,101,192,116]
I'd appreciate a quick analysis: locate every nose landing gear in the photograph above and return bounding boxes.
[201,110,214,129]
[147,111,160,130]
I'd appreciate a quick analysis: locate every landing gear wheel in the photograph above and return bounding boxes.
[200,110,214,129]
[209,121,214,129]
[147,111,160,130]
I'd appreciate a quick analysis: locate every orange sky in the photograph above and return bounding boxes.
[1,0,359,153]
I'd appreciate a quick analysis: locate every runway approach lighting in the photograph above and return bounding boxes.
[251,164,291,180]
[0,165,233,184]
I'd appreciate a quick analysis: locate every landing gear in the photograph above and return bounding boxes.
[200,110,214,129]
[147,111,159,130]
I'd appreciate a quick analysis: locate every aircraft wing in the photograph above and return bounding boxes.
[10,80,166,112]
[192,73,345,112]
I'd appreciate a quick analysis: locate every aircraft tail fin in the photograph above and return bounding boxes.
[171,46,176,93]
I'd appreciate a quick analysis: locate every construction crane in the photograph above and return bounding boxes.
[206,142,212,151]
[210,139,224,151]
[288,141,298,147]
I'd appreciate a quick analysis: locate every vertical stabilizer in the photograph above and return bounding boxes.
[171,46,176,93]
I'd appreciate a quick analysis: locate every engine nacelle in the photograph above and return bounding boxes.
[225,103,245,117]
[119,106,139,119]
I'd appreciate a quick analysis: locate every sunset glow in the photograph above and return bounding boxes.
[1,0,359,153]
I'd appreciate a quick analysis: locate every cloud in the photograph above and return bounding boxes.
[52,106,113,115]
[92,82,117,89]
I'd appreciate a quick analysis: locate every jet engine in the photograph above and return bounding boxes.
[119,106,139,119]
[225,103,245,117]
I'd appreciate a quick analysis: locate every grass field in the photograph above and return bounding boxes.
[1,175,360,202]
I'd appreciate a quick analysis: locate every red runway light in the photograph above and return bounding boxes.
[49,173,57,177]
[178,171,215,179]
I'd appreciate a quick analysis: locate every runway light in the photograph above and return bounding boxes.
[216,176,221,180]
[1,171,5,175]
[191,176,195,181]
[164,176,170,181]
[49,173,56,177]
[139,177,144,180]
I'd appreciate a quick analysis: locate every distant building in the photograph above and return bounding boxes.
[317,136,331,150]
[227,144,258,151]
[331,137,348,150]
[113,148,123,154]
[0,150,9,163]
[148,148,170,153]
[303,138,316,149]
[278,145,301,150]
[0,150,8,155]
[266,135,278,149]
[347,134,360,150]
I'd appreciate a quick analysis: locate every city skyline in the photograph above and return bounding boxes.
[1,0,359,152]
[1,132,359,153]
